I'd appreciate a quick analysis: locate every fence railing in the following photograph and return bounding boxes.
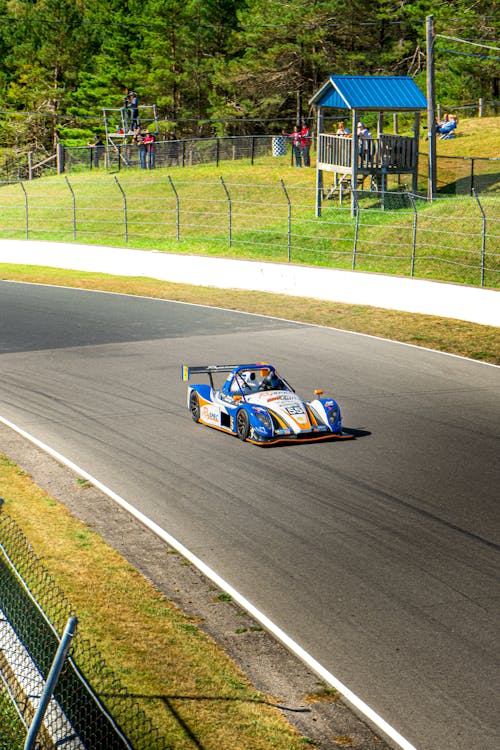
[0,176,497,288]
[63,135,287,174]
[0,512,169,749]
[318,133,418,173]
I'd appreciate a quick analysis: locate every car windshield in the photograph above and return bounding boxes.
[230,368,288,395]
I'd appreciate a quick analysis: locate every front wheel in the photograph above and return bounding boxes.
[189,391,201,422]
[236,409,250,441]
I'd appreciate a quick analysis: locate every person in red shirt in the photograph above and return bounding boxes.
[283,125,302,167]
[300,121,311,166]
[144,131,156,169]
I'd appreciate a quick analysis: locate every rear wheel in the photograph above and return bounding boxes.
[236,409,250,441]
[189,391,201,422]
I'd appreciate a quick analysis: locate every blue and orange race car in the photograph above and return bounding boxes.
[182,362,353,446]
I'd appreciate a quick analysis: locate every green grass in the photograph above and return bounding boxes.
[0,689,25,750]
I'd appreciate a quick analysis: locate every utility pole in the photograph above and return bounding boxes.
[426,15,436,200]
[296,88,302,126]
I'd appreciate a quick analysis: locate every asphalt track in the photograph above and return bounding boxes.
[0,280,499,750]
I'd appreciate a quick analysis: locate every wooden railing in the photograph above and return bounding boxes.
[318,133,417,172]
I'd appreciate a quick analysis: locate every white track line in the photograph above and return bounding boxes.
[0,414,418,750]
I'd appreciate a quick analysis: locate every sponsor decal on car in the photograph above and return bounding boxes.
[201,405,220,425]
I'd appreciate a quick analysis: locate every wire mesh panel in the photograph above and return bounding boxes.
[0,514,168,750]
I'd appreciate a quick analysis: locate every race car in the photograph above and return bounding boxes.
[182,362,353,446]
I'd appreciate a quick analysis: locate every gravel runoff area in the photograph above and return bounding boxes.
[1,422,394,750]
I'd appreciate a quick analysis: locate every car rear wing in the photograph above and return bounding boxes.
[182,363,270,389]
[182,364,240,382]
[183,364,246,390]
[182,363,270,380]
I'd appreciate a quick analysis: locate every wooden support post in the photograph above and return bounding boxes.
[412,112,420,193]
[377,112,384,136]
[315,106,324,217]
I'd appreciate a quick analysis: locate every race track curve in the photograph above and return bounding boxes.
[0,280,499,750]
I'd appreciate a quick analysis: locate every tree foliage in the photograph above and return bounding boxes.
[0,0,497,150]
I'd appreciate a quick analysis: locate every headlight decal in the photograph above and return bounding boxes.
[327,407,340,426]
[253,408,273,432]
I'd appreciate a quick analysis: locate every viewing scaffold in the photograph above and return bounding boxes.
[102,104,159,165]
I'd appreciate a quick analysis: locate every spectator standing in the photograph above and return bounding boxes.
[122,88,131,130]
[87,134,104,168]
[283,125,302,167]
[129,91,139,131]
[336,121,350,135]
[357,121,371,139]
[144,131,156,169]
[300,121,311,166]
[356,121,372,158]
[133,128,147,168]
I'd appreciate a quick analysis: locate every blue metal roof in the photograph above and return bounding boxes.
[310,75,427,111]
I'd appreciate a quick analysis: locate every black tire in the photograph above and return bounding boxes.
[236,409,250,441]
[189,391,201,422]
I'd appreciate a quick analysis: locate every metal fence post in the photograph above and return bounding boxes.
[64,176,76,240]
[352,192,360,270]
[167,175,180,241]
[24,616,77,750]
[219,176,232,247]
[408,190,418,277]
[280,178,292,262]
[113,175,128,244]
[473,189,487,286]
[19,181,28,239]
[57,143,65,175]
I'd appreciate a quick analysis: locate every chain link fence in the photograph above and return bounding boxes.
[65,135,284,173]
[0,136,293,180]
[0,512,169,750]
[433,155,500,196]
[0,175,497,288]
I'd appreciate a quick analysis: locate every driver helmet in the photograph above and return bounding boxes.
[242,370,257,388]
[262,371,283,389]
